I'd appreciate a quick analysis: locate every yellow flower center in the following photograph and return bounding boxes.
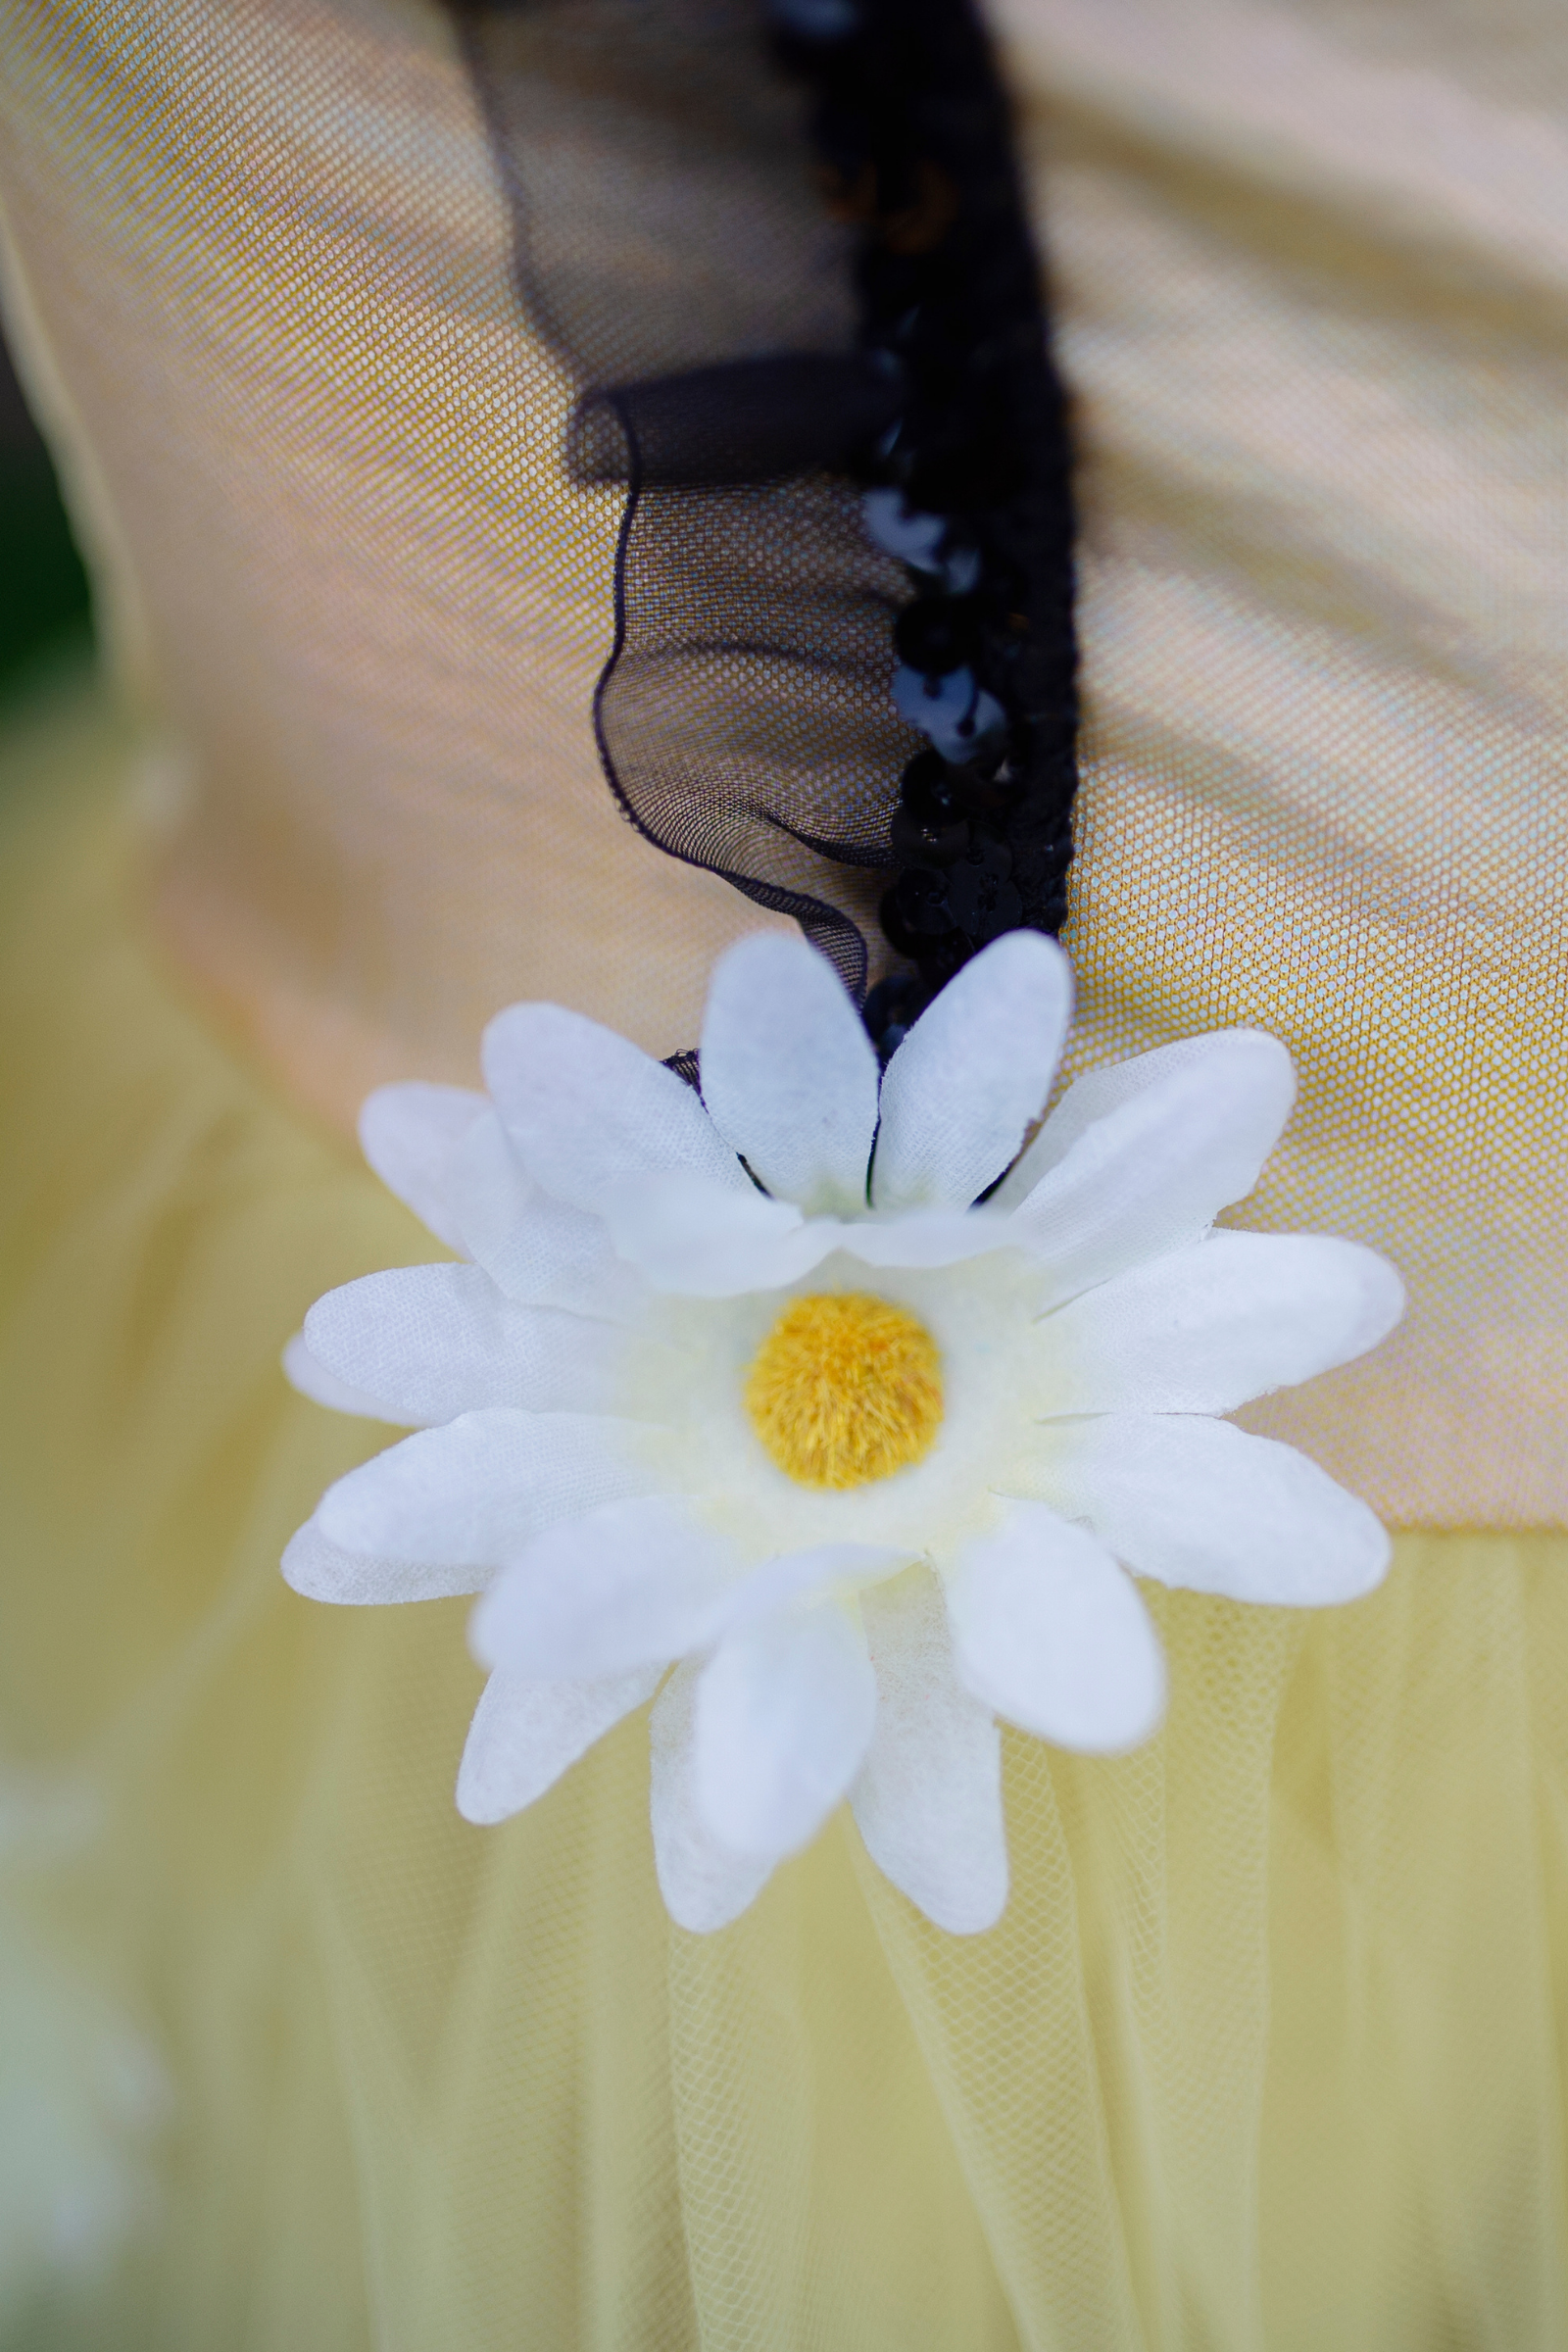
[744,1292,944,1490]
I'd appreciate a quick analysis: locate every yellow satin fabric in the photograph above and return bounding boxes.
[3,671,1566,2348]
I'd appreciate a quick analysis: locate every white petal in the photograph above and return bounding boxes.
[281,1514,484,1604]
[852,1570,1006,1935]
[315,1410,653,1565]
[455,1664,662,1825]
[469,1496,737,1679]
[1037,1414,1390,1606]
[722,1544,908,1635]
[482,1003,750,1215]
[1043,1231,1406,1415]
[359,1083,487,1252]
[282,1331,423,1427]
[840,1206,1013,1270]
[872,932,1072,1210]
[994,1031,1288,1206]
[603,1189,1027,1295]
[694,1603,876,1859]
[650,1663,777,1933]
[604,1187,1024,1298]
[303,1264,633,1423]
[946,1502,1165,1752]
[444,1111,646,1321]
[600,1171,829,1296]
[1002,1032,1298,1305]
[699,933,879,1214]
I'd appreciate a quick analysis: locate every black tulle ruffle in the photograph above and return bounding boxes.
[453,0,1079,1054]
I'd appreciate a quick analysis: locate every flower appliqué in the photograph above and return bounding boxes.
[283,933,1403,1933]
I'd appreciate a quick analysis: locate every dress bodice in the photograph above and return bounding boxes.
[2,0,1564,1521]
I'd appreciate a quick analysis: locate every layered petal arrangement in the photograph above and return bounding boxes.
[283,933,1403,1934]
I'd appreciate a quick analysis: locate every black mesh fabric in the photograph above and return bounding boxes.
[451,0,1078,1039]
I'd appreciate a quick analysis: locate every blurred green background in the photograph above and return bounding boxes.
[0,333,92,705]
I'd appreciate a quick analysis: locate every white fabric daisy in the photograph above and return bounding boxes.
[282,931,1403,1935]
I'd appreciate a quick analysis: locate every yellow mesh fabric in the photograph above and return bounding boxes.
[0,0,776,1128]
[2,680,1566,2346]
[2,0,1564,1522]
[999,0,1568,1527]
[1,0,1567,2339]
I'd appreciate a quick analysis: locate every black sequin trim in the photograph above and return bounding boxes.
[767,0,1080,1057]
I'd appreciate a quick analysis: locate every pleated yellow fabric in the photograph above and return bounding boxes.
[4,670,1567,2347]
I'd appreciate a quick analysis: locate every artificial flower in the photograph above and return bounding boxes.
[283,931,1402,1934]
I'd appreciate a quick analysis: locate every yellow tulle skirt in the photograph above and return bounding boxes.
[3,670,1567,2351]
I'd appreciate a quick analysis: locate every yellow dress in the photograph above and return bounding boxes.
[1,0,1566,2343]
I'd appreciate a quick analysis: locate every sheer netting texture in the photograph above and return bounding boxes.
[2,683,1567,2349]
[1,0,1567,2343]
[2,0,1565,1518]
